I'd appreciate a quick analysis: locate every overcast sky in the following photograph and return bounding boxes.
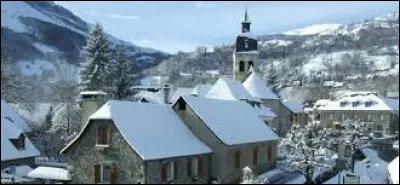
[55,1,399,54]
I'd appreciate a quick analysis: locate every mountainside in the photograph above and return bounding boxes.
[1,1,169,83]
[145,12,399,101]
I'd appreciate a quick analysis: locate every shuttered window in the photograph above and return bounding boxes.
[198,156,203,176]
[268,146,273,162]
[161,163,168,182]
[111,163,117,184]
[94,164,100,184]
[97,126,109,145]
[253,148,258,165]
[234,151,241,169]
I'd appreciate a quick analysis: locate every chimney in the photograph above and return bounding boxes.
[163,84,171,104]
[79,91,108,129]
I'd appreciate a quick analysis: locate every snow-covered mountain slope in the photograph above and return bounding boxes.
[284,24,343,35]
[1,1,169,82]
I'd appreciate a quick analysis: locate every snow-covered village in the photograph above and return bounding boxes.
[1,1,399,184]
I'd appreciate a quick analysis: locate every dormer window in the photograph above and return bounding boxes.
[352,101,360,107]
[10,134,25,151]
[340,101,347,107]
[365,101,372,107]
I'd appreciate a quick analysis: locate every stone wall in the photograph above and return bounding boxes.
[145,155,211,184]
[62,120,145,184]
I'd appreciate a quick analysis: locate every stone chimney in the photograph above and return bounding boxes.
[79,91,108,129]
[163,84,171,104]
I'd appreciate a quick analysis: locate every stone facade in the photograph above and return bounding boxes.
[62,119,211,184]
[173,102,277,184]
[233,50,258,82]
[318,110,399,135]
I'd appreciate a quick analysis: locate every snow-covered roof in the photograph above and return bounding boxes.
[1,100,31,132]
[27,167,71,181]
[388,156,399,184]
[242,72,279,100]
[171,88,194,104]
[1,117,40,161]
[63,101,212,160]
[134,90,166,104]
[251,104,277,118]
[235,50,259,54]
[283,101,304,114]
[181,95,279,145]
[237,32,257,40]
[79,91,107,96]
[191,84,213,97]
[206,77,260,102]
[315,92,399,111]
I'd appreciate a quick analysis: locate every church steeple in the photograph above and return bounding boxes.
[241,6,251,33]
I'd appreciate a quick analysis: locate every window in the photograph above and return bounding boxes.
[234,151,241,169]
[162,162,177,182]
[267,146,273,162]
[95,162,117,184]
[245,39,249,48]
[365,101,372,107]
[248,61,254,70]
[340,101,347,107]
[188,157,202,177]
[352,101,360,107]
[97,126,109,146]
[10,134,25,151]
[239,61,245,72]
[253,148,258,165]
[380,115,384,121]
[377,125,383,131]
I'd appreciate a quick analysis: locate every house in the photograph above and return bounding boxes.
[314,92,399,135]
[205,77,277,126]
[173,95,280,183]
[242,70,298,136]
[61,101,212,184]
[1,100,40,171]
[282,101,308,125]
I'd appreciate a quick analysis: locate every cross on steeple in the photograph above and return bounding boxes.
[241,5,251,33]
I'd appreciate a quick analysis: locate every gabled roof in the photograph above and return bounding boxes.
[134,90,166,104]
[62,101,212,161]
[191,84,213,97]
[1,108,40,161]
[1,100,31,132]
[252,104,277,118]
[171,88,194,104]
[206,77,260,102]
[242,72,279,100]
[283,101,304,114]
[181,95,279,145]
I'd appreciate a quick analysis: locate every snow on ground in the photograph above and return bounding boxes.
[1,1,87,36]
[284,24,343,35]
[261,39,293,47]
[11,103,52,127]
[32,43,58,54]
[255,168,306,184]
[302,51,349,75]
[324,148,390,184]
[16,60,56,76]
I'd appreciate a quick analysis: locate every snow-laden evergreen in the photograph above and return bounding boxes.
[113,46,134,100]
[79,23,112,92]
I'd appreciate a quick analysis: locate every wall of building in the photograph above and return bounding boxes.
[319,110,396,134]
[233,52,258,82]
[62,120,146,184]
[1,157,36,170]
[174,101,277,184]
[145,155,211,184]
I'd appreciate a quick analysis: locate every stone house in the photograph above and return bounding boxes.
[61,101,212,184]
[1,100,40,171]
[282,101,308,126]
[173,95,280,183]
[314,92,399,135]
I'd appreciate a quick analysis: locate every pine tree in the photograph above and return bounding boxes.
[79,23,111,92]
[113,46,133,100]
[43,105,53,131]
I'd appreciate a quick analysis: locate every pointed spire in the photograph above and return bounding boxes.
[244,4,250,23]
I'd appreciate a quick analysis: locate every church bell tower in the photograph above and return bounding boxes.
[233,7,259,82]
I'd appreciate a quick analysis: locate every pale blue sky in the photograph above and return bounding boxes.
[55,1,399,54]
